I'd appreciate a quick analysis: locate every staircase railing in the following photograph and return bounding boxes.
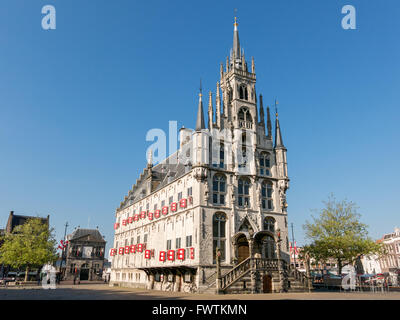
[203,271,217,289]
[219,258,286,291]
[220,257,251,290]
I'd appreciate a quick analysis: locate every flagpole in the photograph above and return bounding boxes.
[60,222,69,273]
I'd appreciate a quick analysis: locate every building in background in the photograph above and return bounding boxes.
[361,254,382,275]
[5,211,49,233]
[0,211,50,279]
[376,228,400,285]
[64,228,106,281]
[110,17,296,294]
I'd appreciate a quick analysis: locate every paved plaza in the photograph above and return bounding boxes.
[0,283,400,300]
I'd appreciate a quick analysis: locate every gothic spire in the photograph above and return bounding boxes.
[216,82,221,128]
[208,91,213,129]
[259,94,265,127]
[274,101,285,148]
[233,16,241,60]
[195,81,205,131]
[267,106,272,138]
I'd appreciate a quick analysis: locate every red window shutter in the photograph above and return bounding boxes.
[155,210,161,218]
[190,247,195,259]
[177,248,185,260]
[171,202,177,212]
[137,244,143,252]
[114,223,120,229]
[179,198,187,208]
[162,206,169,215]
[122,219,127,226]
[124,246,130,254]
[144,250,151,259]
[159,251,166,262]
[118,247,124,255]
[128,216,133,224]
[140,211,147,219]
[130,244,136,253]
[167,250,175,261]
[148,212,153,220]
[134,214,139,222]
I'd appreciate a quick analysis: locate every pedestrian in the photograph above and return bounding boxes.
[37,270,41,286]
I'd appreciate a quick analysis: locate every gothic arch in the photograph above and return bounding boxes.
[237,216,257,236]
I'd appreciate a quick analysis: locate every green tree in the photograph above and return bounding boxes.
[0,218,58,282]
[303,194,382,275]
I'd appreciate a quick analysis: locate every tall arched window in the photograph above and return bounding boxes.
[263,235,276,259]
[261,181,273,210]
[219,142,225,168]
[238,107,253,129]
[213,212,227,263]
[264,217,275,232]
[212,175,226,205]
[239,86,244,100]
[238,178,251,207]
[212,141,225,169]
[259,153,271,176]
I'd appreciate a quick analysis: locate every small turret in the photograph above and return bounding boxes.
[259,94,265,128]
[208,91,213,129]
[267,106,272,138]
[215,82,221,128]
[195,82,205,131]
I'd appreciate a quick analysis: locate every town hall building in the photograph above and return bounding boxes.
[109,18,302,294]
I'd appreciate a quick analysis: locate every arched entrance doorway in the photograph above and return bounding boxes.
[80,264,89,280]
[236,235,249,263]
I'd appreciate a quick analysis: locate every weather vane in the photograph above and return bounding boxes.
[274,99,279,117]
[199,78,202,96]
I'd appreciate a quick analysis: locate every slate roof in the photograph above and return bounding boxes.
[118,150,191,210]
[5,212,49,233]
[68,228,106,243]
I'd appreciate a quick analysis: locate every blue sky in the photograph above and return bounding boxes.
[0,0,399,254]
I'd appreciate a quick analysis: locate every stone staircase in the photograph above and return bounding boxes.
[220,257,252,291]
[287,268,312,292]
[201,258,312,294]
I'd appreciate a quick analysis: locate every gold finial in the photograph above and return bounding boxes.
[234,9,238,26]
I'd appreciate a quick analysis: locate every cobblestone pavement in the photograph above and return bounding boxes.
[0,283,400,300]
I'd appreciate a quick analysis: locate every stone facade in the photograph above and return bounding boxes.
[64,228,106,281]
[110,18,291,294]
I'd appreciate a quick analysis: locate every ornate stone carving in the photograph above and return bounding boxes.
[194,167,208,182]
[278,180,289,209]
[256,182,261,208]
[204,183,210,201]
